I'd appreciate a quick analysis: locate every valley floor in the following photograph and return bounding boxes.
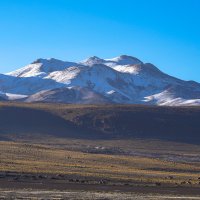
[0,140,200,199]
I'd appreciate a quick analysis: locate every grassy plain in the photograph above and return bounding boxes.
[0,141,200,186]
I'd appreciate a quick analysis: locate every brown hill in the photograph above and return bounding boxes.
[0,103,200,143]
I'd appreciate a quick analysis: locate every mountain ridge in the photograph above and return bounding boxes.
[1,55,200,106]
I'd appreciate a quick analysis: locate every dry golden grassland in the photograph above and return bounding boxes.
[0,141,200,186]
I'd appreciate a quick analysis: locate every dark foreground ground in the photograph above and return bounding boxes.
[1,190,200,200]
[0,174,200,199]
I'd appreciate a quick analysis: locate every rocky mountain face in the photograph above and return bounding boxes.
[1,55,200,106]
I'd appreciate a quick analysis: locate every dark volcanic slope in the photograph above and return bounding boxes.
[0,105,97,139]
[0,103,200,143]
[64,105,200,143]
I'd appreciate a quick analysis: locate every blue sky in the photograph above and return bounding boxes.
[0,0,200,82]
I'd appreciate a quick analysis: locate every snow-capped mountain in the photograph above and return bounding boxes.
[1,55,200,106]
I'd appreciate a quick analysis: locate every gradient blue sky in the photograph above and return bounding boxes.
[0,0,200,82]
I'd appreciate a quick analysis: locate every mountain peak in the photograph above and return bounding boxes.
[88,56,102,60]
[31,58,64,64]
[119,55,136,59]
[107,55,143,65]
[31,58,47,64]
[81,56,104,66]
[9,58,78,78]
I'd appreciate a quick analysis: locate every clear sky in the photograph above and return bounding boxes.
[0,0,200,82]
